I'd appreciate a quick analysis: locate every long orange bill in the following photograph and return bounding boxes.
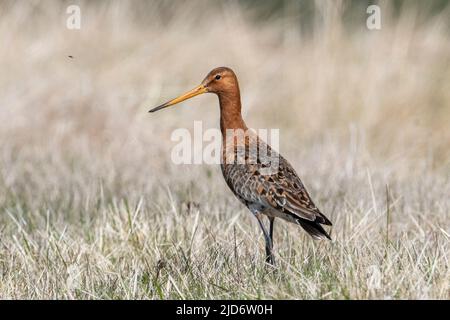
[148,84,208,113]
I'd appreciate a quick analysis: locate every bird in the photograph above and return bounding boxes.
[149,67,332,265]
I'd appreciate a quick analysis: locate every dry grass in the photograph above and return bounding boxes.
[0,0,449,299]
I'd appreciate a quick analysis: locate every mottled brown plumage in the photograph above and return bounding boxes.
[149,67,332,265]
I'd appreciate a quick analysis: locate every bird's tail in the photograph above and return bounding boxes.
[298,218,331,240]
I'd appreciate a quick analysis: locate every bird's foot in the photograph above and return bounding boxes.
[265,251,276,267]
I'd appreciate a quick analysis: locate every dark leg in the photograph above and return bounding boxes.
[269,217,275,245]
[268,217,275,265]
[255,214,275,265]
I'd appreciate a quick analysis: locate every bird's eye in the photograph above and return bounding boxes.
[215,74,221,80]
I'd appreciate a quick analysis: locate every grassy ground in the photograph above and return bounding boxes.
[0,1,449,299]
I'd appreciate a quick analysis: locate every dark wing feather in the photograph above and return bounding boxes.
[221,135,332,227]
[258,154,332,225]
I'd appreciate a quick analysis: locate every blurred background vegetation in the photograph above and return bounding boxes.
[0,0,448,299]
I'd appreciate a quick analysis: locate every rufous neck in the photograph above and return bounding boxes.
[218,90,247,134]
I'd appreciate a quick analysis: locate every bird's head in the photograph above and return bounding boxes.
[148,67,238,113]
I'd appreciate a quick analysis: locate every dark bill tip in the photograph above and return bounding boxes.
[148,103,168,113]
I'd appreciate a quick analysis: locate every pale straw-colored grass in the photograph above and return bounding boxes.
[0,0,449,299]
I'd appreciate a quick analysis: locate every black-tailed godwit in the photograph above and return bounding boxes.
[149,67,332,265]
